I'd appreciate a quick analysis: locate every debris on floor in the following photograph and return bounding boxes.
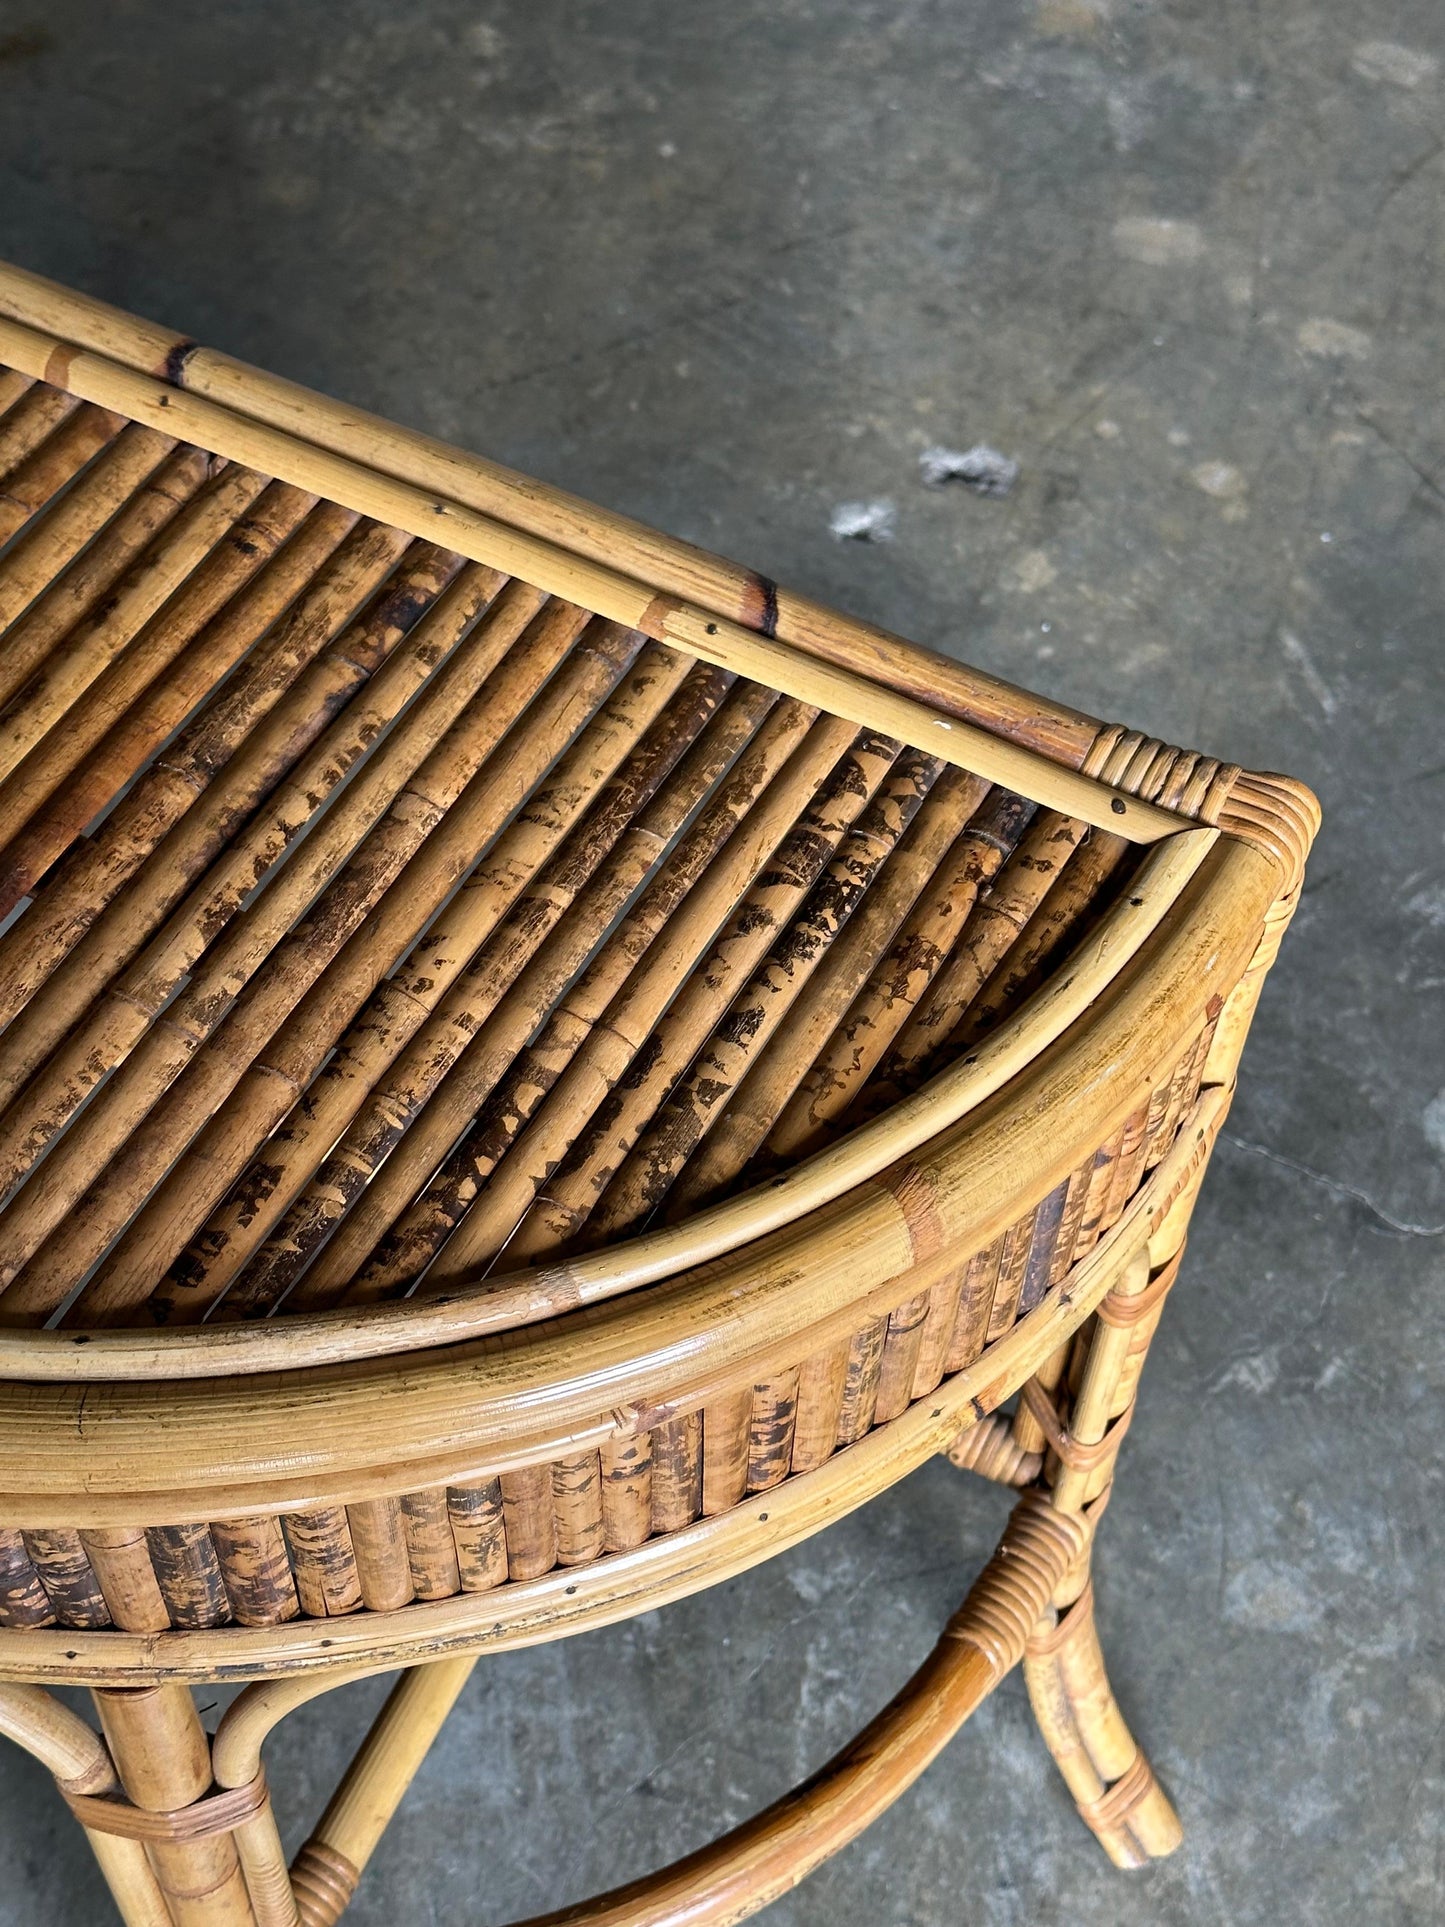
[918,443,1019,497]
[829,498,896,541]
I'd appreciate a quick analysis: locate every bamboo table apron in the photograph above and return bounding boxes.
[0,260,1317,1927]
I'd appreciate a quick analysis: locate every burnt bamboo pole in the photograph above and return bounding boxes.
[325,690,820,1303]
[223,660,736,1318]
[0,440,214,721]
[0,549,507,1308]
[762,788,1034,1162]
[0,382,80,476]
[0,479,318,857]
[503,724,903,1264]
[153,639,692,1319]
[0,420,176,638]
[0,569,565,1320]
[0,540,470,1173]
[0,366,32,416]
[662,765,990,1219]
[0,511,392,1023]
[0,495,355,914]
[580,748,943,1242]
[15,586,587,1325]
[0,402,125,544]
[285,673,780,1310]
[855,807,1091,1116]
[0,458,271,783]
[408,709,864,1287]
[0,379,71,471]
[82,615,641,1320]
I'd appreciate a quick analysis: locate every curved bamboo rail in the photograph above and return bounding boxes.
[0,840,1268,1526]
[0,824,1216,1383]
[0,1084,1225,1683]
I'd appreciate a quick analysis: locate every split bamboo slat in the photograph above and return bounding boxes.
[0,262,1317,1927]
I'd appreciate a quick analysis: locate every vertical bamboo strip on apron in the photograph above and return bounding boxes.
[20,1530,111,1628]
[0,1529,54,1628]
[77,1528,172,1634]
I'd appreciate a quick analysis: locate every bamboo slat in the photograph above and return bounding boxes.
[0,381,78,474]
[0,421,176,641]
[0,442,214,724]
[582,748,943,1240]
[23,1529,111,1629]
[0,403,124,545]
[763,787,1033,1160]
[282,1510,362,1621]
[227,659,735,1317]
[0,459,269,784]
[155,638,691,1319]
[0,479,318,858]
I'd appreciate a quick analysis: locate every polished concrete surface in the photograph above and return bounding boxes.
[0,3,1441,1921]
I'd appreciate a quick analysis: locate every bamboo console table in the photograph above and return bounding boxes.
[0,259,1316,1926]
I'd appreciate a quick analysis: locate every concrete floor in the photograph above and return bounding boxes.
[1,1,1442,1920]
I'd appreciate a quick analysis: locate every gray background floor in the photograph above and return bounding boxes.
[1,2,1442,1921]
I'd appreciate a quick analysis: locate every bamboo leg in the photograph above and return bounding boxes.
[0,1681,171,1926]
[1024,1582,1182,1867]
[213,1666,390,1927]
[491,1493,1086,1927]
[94,1683,258,1926]
[288,1655,477,1927]
[1020,1245,1183,1866]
